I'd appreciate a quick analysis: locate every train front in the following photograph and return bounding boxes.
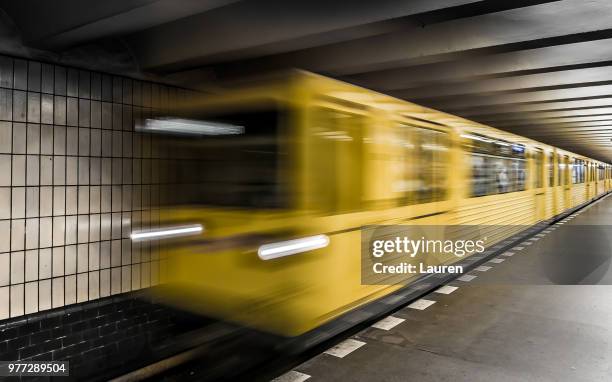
[130,99,326,336]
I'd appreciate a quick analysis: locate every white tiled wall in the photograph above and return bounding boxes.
[0,56,195,320]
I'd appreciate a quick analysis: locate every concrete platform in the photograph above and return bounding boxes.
[279,194,612,382]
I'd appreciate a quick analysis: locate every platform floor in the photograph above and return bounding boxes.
[278,194,612,382]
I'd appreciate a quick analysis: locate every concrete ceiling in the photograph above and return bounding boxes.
[1,0,611,161]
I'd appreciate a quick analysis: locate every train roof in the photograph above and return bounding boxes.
[182,70,611,166]
[294,71,608,165]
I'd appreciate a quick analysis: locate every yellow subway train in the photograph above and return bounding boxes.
[133,71,612,336]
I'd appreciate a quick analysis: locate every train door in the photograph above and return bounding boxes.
[586,161,592,200]
[549,152,557,215]
[598,165,604,195]
[596,164,600,196]
[594,165,596,196]
[593,164,597,196]
[308,105,372,312]
[562,155,571,209]
[592,163,596,197]
[587,162,597,200]
[600,166,603,194]
[592,163,596,196]
[533,148,546,221]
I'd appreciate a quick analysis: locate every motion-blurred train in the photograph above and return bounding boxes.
[131,71,612,336]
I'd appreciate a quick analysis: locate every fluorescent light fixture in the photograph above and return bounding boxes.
[130,224,204,241]
[460,133,491,143]
[140,118,244,136]
[258,234,330,260]
[316,131,345,136]
[421,143,448,151]
[461,134,511,147]
[315,131,353,141]
[494,141,510,147]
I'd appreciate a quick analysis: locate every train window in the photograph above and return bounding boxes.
[149,107,291,209]
[559,156,568,186]
[572,158,585,184]
[390,125,411,205]
[586,163,590,182]
[587,162,591,182]
[462,133,526,197]
[548,153,554,187]
[534,149,544,188]
[585,162,589,182]
[311,107,364,213]
[389,124,449,205]
[598,166,605,181]
[414,127,449,203]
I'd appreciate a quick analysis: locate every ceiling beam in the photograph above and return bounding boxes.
[420,84,612,110]
[391,66,612,99]
[126,0,483,72]
[345,38,612,89]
